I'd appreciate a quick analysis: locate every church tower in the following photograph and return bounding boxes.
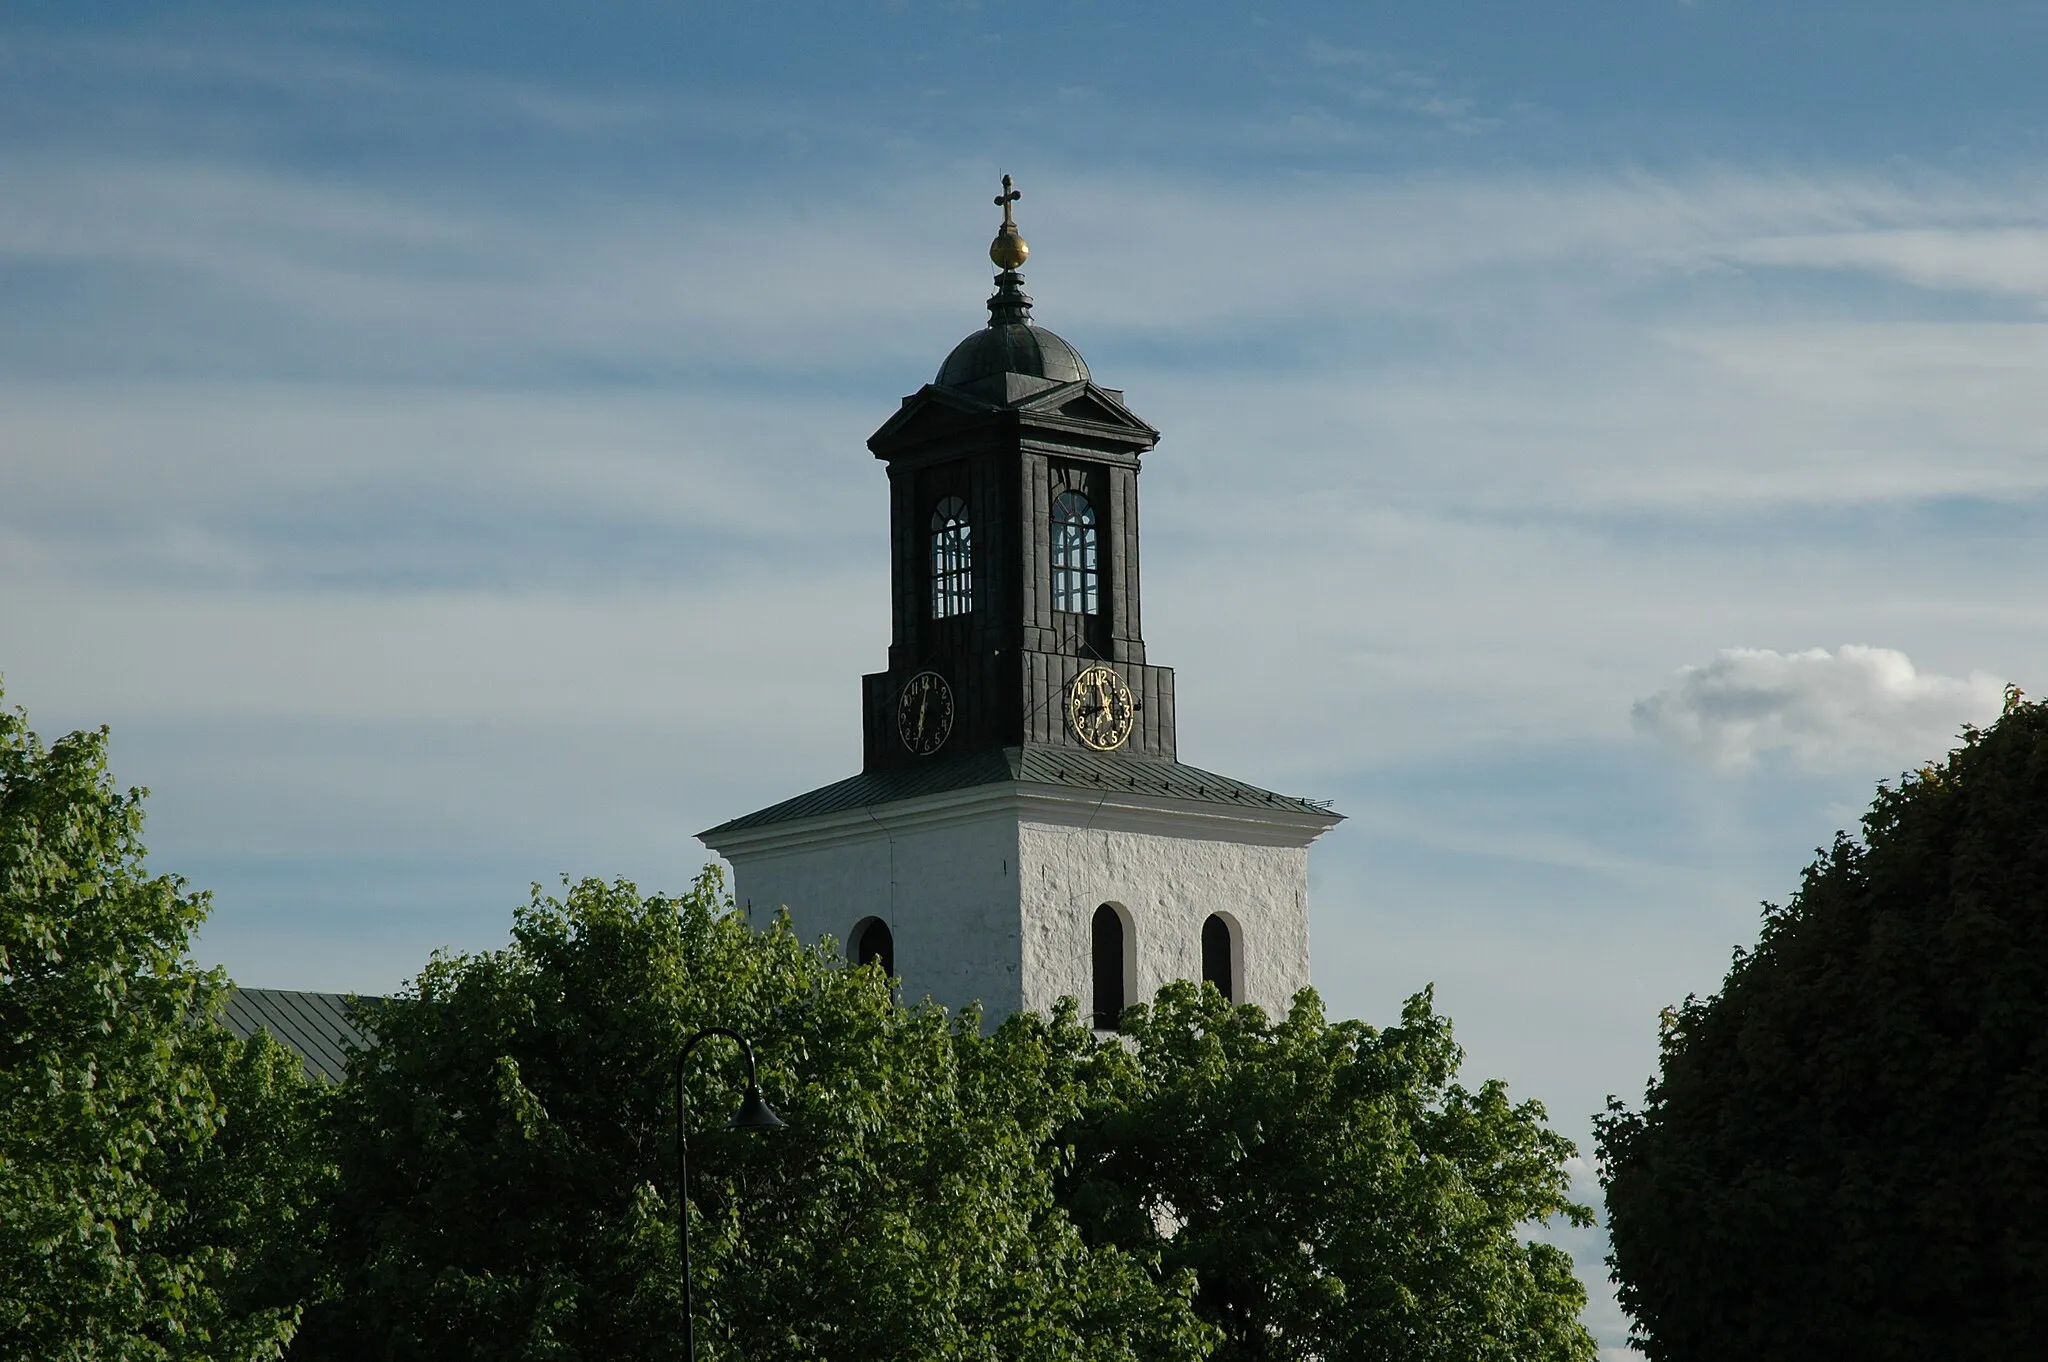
[701,179,1341,1025]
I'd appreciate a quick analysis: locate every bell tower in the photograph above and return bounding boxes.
[703,180,1341,1026]
[863,175,1175,772]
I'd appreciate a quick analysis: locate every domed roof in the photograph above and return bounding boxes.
[933,182,1092,393]
[936,322,1090,389]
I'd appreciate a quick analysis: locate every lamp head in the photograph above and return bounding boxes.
[726,1080,785,1132]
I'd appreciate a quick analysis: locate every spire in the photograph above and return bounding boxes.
[987,174,1033,327]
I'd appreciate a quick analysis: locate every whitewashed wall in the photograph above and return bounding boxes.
[724,800,1027,1019]
[1015,819,1310,1018]
[710,784,1332,1026]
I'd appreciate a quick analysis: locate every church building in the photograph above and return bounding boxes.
[700,179,1341,1027]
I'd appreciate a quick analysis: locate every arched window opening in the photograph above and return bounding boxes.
[852,917,895,978]
[1092,903,1126,1030]
[1202,914,1235,1003]
[930,497,973,619]
[1050,491,1099,616]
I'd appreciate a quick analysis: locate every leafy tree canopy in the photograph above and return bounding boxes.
[302,867,1594,1362]
[1599,689,2048,1360]
[298,871,1215,1362]
[1063,982,1596,1362]
[0,691,322,1361]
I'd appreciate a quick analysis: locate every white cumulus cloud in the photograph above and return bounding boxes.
[1632,646,2005,771]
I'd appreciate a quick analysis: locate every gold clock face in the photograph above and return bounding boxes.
[1067,665,1135,752]
[896,670,955,756]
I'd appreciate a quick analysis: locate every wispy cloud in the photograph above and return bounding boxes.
[1303,39,1498,134]
[0,385,882,589]
[10,152,2048,382]
[1722,228,2048,308]
[9,155,2048,543]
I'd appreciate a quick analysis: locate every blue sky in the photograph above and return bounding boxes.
[5,4,2047,1351]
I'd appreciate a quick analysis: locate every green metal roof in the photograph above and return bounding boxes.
[221,987,373,1083]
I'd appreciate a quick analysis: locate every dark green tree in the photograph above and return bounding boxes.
[1598,688,2048,1359]
[1058,981,1596,1362]
[0,693,324,1361]
[297,871,1215,1362]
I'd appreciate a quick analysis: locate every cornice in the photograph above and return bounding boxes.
[703,778,1339,861]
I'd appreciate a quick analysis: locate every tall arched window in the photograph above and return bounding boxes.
[1202,914,1235,1003]
[930,496,972,619]
[1050,491,1099,616]
[1092,903,1126,1030]
[852,917,895,977]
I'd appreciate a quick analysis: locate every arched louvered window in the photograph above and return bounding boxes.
[1050,491,1099,615]
[852,917,895,977]
[1092,903,1127,1030]
[1202,914,1235,1003]
[930,496,972,619]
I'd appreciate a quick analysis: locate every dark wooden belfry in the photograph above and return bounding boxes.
[862,178,1178,771]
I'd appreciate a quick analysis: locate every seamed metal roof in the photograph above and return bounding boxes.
[700,744,1339,840]
[221,988,374,1083]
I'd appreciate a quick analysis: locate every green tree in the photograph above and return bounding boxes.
[297,871,1214,1362]
[1598,689,2048,1359]
[1058,981,1596,1362]
[0,693,323,1361]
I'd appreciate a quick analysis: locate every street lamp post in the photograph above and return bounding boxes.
[676,1027,784,1362]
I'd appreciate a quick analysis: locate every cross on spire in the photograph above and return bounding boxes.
[988,173,1030,272]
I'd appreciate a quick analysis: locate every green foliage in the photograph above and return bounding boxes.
[1060,982,1596,1362]
[1599,690,2048,1359]
[298,871,1215,1362]
[0,692,323,1361]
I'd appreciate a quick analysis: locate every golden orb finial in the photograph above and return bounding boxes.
[989,173,1029,270]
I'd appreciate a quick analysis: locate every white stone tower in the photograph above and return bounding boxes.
[701,179,1340,1026]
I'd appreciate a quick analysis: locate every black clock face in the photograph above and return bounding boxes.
[896,670,955,756]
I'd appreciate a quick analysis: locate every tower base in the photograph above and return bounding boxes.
[701,748,1339,1024]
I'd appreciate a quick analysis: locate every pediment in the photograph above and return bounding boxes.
[1057,392,1127,425]
[1014,382,1158,439]
[869,379,1159,458]
[868,384,999,452]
